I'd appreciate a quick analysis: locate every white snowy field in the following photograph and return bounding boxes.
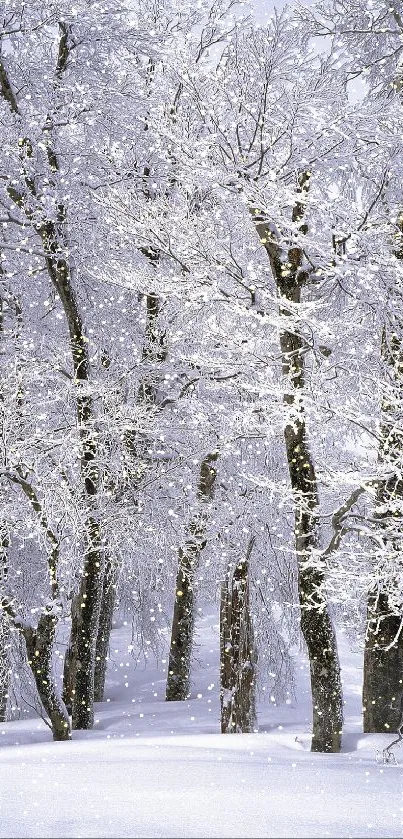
[0,614,402,839]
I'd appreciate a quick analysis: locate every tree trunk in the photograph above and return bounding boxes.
[49,260,105,730]
[62,600,77,717]
[284,388,343,753]
[0,288,17,722]
[6,213,105,733]
[220,540,257,733]
[166,452,218,701]
[363,324,403,731]
[250,178,343,752]
[2,596,70,739]
[0,528,9,721]
[24,612,71,741]
[64,518,104,729]
[0,34,105,731]
[139,291,167,403]
[94,560,117,703]
[0,470,70,736]
[0,621,9,721]
[363,593,403,732]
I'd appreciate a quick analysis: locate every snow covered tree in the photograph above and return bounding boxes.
[303,0,403,734]
[166,451,218,701]
[0,391,71,739]
[179,10,353,750]
[220,535,257,733]
[0,0,157,729]
[3,0,403,753]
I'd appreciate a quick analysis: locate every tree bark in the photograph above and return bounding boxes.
[0,620,9,722]
[250,177,343,752]
[35,211,104,733]
[0,286,17,722]
[24,612,71,741]
[63,516,104,729]
[32,246,106,731]
[0,527,9,722]
[1,593,71,741]
[0,468,71,739]
[363,593,403,732]
[363,325,403,732]
[166,452,218,701]
[220,539,257,733]
[282,356,343,753]
[94,560,118,703]
[138,291,167,403]
[0,25,105,731]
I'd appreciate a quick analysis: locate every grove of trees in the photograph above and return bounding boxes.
[1,0,403,753]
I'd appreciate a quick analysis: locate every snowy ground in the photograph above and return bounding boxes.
[0,613,402,838]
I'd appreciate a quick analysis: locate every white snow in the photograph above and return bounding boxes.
[0,615,402,838]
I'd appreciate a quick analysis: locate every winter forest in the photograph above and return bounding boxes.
[1,0,403,836]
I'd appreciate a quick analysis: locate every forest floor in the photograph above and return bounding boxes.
[0,611,402,838]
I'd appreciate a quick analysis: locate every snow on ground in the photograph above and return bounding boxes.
[0,612,402,838]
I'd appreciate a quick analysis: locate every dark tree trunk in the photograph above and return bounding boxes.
[165,542,196,702]
[64,519,104,729]
[250,177,343,752]
[0,34,105,731]
[2,596,71,740]
[6,211,105,733]
[25,613,71,741]
[124,292,167,485]
[363,323,403,731]
[220,540,257,733]
[0,288,18,722]
[49,260,105,730]
[139,291,167,403]
[62,599,77,717]
[0,529,9,722]
[94,560,117,703]
[283,388,343,753]
[0,470,70,737]
[0,623,9,722]
[166,452,218,701]
[363,593,403,732]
